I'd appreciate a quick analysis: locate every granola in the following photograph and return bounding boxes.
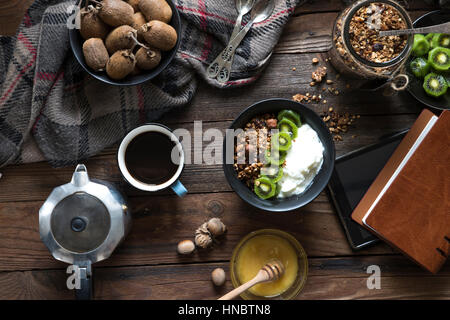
[348,3,407,63]
[233,114,276,188]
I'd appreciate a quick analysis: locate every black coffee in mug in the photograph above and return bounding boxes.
[124,132,179,185]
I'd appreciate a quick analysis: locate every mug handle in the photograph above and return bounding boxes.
[171,180,187,197]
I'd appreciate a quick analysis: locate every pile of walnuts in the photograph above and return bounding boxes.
[79,0,178,80]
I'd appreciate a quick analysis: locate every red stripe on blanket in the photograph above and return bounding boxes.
[17,33,37,56]
[254,7,295,26]
[137,85,145,124]
[23,13,32,27]
[0,34,37,106]
[226,76,258,86]
[176,5,235,25]
[32,71,65,133]
[197,0,212,62]
[36,72,57,81]
[176,6,294,27]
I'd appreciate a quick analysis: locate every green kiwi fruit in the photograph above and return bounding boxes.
[105,25,137,54]
[264,148,286,166]
[277,109,301,127]
[260,166,283,183]
[425,33,434,45]
[412,34,430,56]
[271,132,292,152]
[82,38,109,71]
[277,118,298,139]
[139,0,173,23]
[79,5,110,40]
[444,73,450,86]
[410,57,430,78]
[106,50,136,80]
[431,33,450,49]
[98,0,134,27]
[254,177,276,200]
[423,73,448,98]
[428,47,450,71]
[140,20,177,51]
[136,47,162,70]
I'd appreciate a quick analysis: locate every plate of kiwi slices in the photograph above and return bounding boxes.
[406,10,450,110]
[222,99,335,212]
[69,0,181,86]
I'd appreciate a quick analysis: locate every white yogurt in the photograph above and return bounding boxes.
[277,124,324,198]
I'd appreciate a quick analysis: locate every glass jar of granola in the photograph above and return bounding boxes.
[329,0,413,86]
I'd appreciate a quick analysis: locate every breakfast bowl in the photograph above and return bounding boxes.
[69,0,181,86]
[230,229,308,300]
[222,98,335,212]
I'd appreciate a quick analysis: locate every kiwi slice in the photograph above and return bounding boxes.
[410,57,430,78]
[277,110,301,127]
[423,73,448,98]
[425,33,434,45]
[278,118,298,139]
[412,34,430,56]
[428,47,450,71]
[444,73,450,86]
[254,177,276,200]
[260,166,284,183]
[264,148,287,166]
[431,33,450,49]
[271,132,292,152]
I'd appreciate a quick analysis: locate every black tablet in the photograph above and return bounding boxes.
[327,130,408,250]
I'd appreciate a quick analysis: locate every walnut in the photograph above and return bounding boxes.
[195,223,212,249]
[206,218,226,237]
[266,118,277,129]
[312,66,327,83]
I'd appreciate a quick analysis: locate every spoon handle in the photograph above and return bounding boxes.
[378,22,450,37]
[216,19,255,84]
[207,12,245,79]
[218,270,269,300]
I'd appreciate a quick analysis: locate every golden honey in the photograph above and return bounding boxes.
[235,234,298,297]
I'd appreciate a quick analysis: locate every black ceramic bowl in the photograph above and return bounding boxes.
[223,99,335,212]
[69,0,181,86]
[406,10,450,110]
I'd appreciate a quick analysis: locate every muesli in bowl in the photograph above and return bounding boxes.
[223,99,335,212]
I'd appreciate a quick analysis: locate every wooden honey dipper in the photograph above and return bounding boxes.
[218,259,285,300]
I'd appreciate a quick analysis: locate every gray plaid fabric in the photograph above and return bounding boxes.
[0,0,301,168]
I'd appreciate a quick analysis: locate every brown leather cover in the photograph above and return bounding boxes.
[352,110,450,273]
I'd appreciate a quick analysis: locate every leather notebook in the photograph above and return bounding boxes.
[352,109,450,273]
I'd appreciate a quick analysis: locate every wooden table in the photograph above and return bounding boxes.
[0,1,449,300]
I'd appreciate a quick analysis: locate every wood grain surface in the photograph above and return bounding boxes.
[0,0,448,300]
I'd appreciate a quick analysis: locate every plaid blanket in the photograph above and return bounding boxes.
[0,0,301,168]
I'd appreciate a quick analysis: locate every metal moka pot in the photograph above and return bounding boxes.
[39,164,131,299]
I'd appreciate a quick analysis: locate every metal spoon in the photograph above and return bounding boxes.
[207,0,255,79]
[216,0,275,84]
[378,21,450,37]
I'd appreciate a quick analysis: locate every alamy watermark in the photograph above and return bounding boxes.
[366,265,381,290]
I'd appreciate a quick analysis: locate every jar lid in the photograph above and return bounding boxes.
[39,164,128,265]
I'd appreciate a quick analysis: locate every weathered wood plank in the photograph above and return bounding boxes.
[161,55,424,126]
[0,256,448,299]
[0,0,34,36]
[295,0,437,14]
[0,113,419,202]
[0,190,399,272]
